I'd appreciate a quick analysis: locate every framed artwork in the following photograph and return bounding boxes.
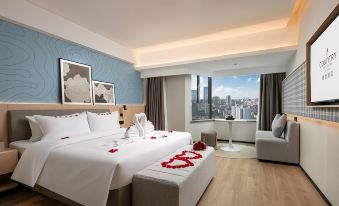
[60,59,93,104]
[92,81,116,105]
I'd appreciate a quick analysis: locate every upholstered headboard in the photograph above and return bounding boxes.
[8,109,109,143]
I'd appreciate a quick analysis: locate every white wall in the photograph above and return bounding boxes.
[213,121,256,142]
[188,121,256,142]
[298,118,339,206]
[288,0,338,74]
[188,122,214,141]
[286,2,339,205]
[165,75,189,132]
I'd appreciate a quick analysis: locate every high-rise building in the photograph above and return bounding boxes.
[243,107,252,119]
[231,106,236,118]
[236,106,243,119]
[204,86,208,103]
[212,96,221,106]
[192,90,197,103]
[226,95,231,109]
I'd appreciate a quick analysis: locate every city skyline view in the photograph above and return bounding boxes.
[192,75,260,120]
[212,75,260,99]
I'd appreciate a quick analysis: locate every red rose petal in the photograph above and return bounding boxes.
[109,149,118,153]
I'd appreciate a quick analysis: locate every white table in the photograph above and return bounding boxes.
[216,119,241,152]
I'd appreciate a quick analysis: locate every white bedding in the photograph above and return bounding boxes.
[10,140,35,155]
[12,129,192,206]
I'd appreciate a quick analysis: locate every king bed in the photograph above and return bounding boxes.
[7,109,192,206]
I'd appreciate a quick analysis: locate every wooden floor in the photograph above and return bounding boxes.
[0,157,327,206]
[198,157,327,206]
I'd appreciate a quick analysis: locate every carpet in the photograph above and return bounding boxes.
[215,142,256,159]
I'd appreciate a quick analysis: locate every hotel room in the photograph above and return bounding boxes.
[0,0,338,206]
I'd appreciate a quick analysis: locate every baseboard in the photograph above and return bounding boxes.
[217,139,255,144]
[300,166,332,206]
[257,159,299,166]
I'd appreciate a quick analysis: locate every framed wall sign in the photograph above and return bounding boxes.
[306,5,339,106]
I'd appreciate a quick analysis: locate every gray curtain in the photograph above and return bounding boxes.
[258,72,286,131]
[145,77,164,130]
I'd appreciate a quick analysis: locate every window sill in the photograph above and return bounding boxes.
[190,119,214,123]
[190,119,257,123]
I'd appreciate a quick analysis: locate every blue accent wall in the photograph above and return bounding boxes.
[0,20,144,104]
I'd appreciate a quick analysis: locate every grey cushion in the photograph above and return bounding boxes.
[256,130,278,139]
[272,114,287,137]
[271,114,281,129]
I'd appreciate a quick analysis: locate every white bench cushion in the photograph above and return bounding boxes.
[133,145,215,206]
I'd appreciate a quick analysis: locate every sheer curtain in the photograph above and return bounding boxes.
[258,72,286,131]
[145,77,165,130]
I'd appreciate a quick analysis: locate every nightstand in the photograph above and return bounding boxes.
[0,148,18,192]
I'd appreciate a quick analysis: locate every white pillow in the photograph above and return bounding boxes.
[35,113,91,140]
[87,111,120,132]
[26,116,43,142]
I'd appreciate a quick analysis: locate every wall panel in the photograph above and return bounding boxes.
[283,63,339,205]
[0,20,143,104]
[282,62,339,122]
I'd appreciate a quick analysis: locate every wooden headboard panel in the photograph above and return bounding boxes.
[0,103,145,146]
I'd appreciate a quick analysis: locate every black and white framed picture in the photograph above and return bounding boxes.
[60,59,93,104]
[92,81,116,105]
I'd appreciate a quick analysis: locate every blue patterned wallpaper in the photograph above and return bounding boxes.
[0,20,144,104]
[282,62,339,122]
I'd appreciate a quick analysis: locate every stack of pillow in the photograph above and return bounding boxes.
[26,111,120,142]
[271,113,287,138]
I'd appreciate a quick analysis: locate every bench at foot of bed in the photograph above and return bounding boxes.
[132,145,215,206]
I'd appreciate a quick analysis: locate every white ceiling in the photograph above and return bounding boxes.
[27,0,296,49]
[140,48,296,78]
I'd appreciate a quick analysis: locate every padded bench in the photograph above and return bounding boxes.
[133,145,215,206]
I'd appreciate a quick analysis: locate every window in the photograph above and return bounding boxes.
[191,74,260,120]
[191,75,211,120]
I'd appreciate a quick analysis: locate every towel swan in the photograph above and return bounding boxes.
[125,113,155,140]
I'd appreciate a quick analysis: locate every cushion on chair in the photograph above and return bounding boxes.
[271,114,281,129]
[255,130,276,139]
[272,114,287,138]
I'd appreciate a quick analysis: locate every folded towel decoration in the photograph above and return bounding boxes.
[125,113,155,141]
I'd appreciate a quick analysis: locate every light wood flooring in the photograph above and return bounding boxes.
[198,157,327,206]
[0,157,327,206]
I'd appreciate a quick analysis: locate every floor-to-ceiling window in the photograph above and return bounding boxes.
[191,74,259,120]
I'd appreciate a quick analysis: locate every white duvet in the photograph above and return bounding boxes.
[12,128,192,206]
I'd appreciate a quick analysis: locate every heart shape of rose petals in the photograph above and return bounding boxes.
[161,157,194,169]
[174,150,202,160]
